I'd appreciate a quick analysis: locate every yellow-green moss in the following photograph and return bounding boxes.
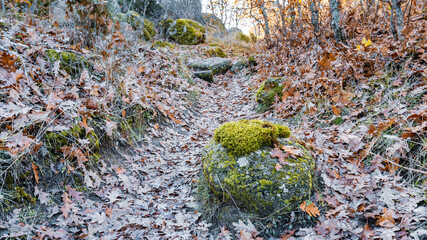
[153,40,174,49]
[202,138,315,216]
[46,49,89,77]
[167,19,206,45]
[44,124,99,155]
[142,18,156,41]
[14,187,36,205]
[249,32,257,43]
[235,32,251,43]
[124,11,156,40]
[248,55,257,65]
[213,119,290,156]
[255,77,285,112]
[205,47,227,58]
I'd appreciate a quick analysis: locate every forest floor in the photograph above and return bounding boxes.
[1,11,426,240]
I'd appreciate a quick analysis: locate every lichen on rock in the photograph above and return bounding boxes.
[255,77,285,112]
[46,49,90,77]
[202,120,315,216]
[166,19,206,45]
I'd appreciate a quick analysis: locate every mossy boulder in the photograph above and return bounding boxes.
[46,49,91,77]
[203,119,315,216]
[255,77,285,112]
[230,59,248,73]
[153,40,174,49]
[189,57,231,75]
[202,13,225,33]
[166,19,206,45]
[235,32,251,43]
[124,11,156,41]
[205,47,227,58]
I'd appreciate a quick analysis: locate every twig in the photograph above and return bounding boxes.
[370,152,427,175]
[214,174,245,219]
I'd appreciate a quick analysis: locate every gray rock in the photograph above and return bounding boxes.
[255,77,285,112]
[228,27,242,34]
[230,59,248,73]
[193,70,214,82]
[202,138,315,216]
[189,57,231,75]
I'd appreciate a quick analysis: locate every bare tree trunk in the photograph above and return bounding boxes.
[310,0,320,32]
[1,0,5,15]
[391,0,403,40]
[290,6,296,31]
[329,0,344,42]
[260,0,271,46]
[278,0,288,37]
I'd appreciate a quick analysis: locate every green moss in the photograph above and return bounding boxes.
[235,32,251,43]
[249,32,257,43]
[202,138,315,216]
[142,18,156,41]
[14,187,36,205]
[167,19,206,45]
[205,47,227,58]
[123,11,156,40]
[333,117,344,125]
[46,49,89,77]
[44,124,99,161]
[255,77,285,112]
[248,55,257,66]
[153,40,174,49]
[125,11,142,29]
[213,119,290,156]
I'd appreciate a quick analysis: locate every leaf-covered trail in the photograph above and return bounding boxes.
[50,71,259,239]
[92,72,260,238]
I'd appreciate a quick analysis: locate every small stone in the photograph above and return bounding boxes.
[193,70,214,82]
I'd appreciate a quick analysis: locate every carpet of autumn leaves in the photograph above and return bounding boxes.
[0,0,427,239]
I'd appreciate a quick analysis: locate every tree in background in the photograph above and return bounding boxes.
[309,0,319,33]
[329,0,344,42]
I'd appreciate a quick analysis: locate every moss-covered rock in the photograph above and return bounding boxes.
[205,47,227,58]
[166,19,205,45]
[193,70,214,82]
[124,11,156,40]
[46,49,90,77]
[203,120,314,216]
[152,40,174,49]
[189,57,231,75]
[255,77,285,112]
[230,59,248,73]
[235,32,251,43]
[202,13,225,33]
[213,119,290,156]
